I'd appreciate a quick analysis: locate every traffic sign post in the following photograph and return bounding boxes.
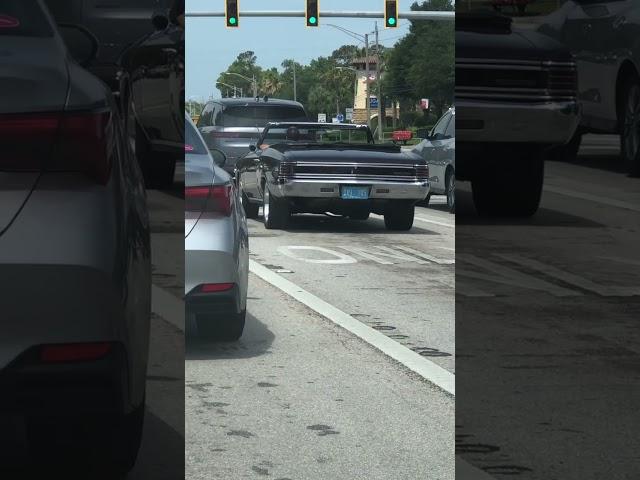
[318,113,327,123]
[370,97,379,109]
[345,108,353,121]
[336,113,344,123]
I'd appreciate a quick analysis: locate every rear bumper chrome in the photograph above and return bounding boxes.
[270,179,430,200]
[456,99,580,145]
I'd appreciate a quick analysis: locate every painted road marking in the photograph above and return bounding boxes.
[457,254,581,297]
[249,259,455,395]
[277,246,357,264]
[151,284,184,331]
[545,185,640,213]
[498,254,640,297]
[249,260,494,479]
[370,212,455,228]
[278,244,453,266]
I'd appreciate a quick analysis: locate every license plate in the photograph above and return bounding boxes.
[340,185,369,200]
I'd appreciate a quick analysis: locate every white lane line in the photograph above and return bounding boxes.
[249,260,493,479]
[151,284,184,331]
[415,216,455,228]
[371,212,455,229]
[249,259,455,395]
[545,186,640,213]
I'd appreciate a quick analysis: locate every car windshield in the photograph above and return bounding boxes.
[261,124,373,146]
[0,0,53,37]
[223,105,308,128]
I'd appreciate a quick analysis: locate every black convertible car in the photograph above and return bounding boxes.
[236,123,429,231]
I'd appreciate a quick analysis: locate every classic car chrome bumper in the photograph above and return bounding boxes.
[270,179,430,200]
[456,99,580,145]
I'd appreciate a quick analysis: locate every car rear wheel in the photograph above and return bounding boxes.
[384,203,415,231]
[349,210,370,221]
[446,170,455,214]
[197,310,246,341]
[242,192,259,219]
[620,77,640,176]
[471,153,544,217]
[263,186,290,229]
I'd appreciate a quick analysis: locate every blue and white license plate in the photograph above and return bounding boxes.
[340,185,369,200]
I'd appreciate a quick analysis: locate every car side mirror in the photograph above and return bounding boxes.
[151,12,169,31]
[58,24,99,67]
[209,149,227,168]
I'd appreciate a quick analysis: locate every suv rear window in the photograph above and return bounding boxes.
[0,0,53,37]
[222,105,308,128]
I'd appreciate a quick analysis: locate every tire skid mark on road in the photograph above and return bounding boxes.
[248,260,494,479]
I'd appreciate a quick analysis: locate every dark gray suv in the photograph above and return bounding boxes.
[197,98,308,175]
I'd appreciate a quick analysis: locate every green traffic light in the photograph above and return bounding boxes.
[388,17,396,26]
[309,16,317,24]
[229,17,237,25]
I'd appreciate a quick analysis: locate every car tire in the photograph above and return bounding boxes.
[349,211,370,221]
[263,185,289,230]
[384,203,415,231]
[547,130,582,162]
[135,122,176,189]
[471,153,544,217]
[418,193,431,207]
[197,310,246,341]
[620,76,640,176]
[445,170,455,214]
[242,192,260,219]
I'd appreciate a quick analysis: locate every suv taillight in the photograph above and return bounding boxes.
[0,111,113,184]
[185,184,233,216]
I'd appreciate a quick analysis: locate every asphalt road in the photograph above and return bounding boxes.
[186,198,456,478]
[456,135,640,479]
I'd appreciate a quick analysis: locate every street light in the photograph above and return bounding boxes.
[222,71,257,97]
[217,81,242,98]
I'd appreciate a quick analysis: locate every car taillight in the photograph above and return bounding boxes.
[415,164,429,181]
[0,111,113,184]
[40,342,112,363]
[185,184,233,215]
[200,283,234,293]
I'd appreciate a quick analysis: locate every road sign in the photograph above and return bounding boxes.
[337,113,344,122]
[332,117,339,123]
[370,97,378,109]
[318,113,327,123]
[345,108,353,121]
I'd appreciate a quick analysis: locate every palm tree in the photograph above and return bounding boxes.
[259,70,283,96]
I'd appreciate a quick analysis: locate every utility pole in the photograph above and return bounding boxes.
[252,74,257,97]
[293,62,297,102]
[375,22,383,142]
[365,33,370,130]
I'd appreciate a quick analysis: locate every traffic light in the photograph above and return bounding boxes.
[385,1,398,28]
[226,0,239,28]
[306,0,319,27]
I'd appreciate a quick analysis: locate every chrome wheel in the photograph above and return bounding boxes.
[262,187,270,224]
[446,173,455,214]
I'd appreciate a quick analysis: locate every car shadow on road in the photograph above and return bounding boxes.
[0,410,182,480]
[256,213,439,235]
[185,313,275,361]
[455,186,604,228]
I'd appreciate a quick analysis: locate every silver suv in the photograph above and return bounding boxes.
[197,98,308,175]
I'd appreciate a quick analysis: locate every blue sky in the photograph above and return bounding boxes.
[186,0,412,101]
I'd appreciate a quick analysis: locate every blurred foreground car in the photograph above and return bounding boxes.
[236,122,429,230]
[44,0,184,188]
[0,0,150,473]
[185,115,249,341]
[537,0,640,175]
[413,107,456,213]
[456,12,580,216]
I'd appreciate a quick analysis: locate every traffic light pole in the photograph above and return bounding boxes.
[375,22,383,142]
[365,33,370,131]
